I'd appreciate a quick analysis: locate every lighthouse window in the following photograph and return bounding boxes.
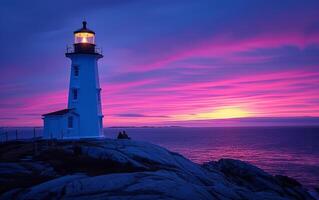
[73,66,79,77]
[73,89,78,100]
[74,32,95,44]
[68,116,73,128]
[97,90,101,102]
[99,117,103,128]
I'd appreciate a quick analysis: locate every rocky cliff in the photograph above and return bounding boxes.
[0,139,316,200]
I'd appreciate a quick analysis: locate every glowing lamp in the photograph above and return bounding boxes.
[74,32,95,44]
[71,21,98,54]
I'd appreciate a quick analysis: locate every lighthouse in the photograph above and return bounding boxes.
[42,21,104,138]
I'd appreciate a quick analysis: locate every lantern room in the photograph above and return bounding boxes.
[74,21,95,44]
[75,32,95,44]
[69,21,100,54]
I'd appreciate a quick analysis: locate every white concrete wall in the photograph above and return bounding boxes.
[43,113,79,139]
[66,54,103,137]
[43,116,62,138]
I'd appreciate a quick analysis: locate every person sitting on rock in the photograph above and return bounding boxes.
[122,131,131,140]
[117,131,123,139]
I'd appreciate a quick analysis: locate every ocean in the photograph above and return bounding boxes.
[1,126,319,188]
[105,126,319,188]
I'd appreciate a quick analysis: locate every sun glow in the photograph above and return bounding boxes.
[175,107,252,121]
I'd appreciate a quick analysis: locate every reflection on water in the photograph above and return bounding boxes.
[1,126,319,187]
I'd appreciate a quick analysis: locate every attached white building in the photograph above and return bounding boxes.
[42,21,104,139]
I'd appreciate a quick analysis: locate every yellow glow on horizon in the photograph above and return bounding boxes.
[175,107,252,120]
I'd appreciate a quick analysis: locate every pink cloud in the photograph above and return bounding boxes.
[98,68,319,126]
[122,33,319,73]
[2,66,319,127]
[0,90,67,126]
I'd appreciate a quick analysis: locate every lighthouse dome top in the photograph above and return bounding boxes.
[74,21,95,34]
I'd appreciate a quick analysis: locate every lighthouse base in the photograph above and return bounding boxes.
[42,109,81,139]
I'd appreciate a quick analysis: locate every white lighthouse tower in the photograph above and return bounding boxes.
[42,21,104,138]
[66,20,104,137]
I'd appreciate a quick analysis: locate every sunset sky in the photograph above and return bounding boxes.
[1,0,319,127]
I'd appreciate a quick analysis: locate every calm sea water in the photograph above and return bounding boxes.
[1,126,319,187]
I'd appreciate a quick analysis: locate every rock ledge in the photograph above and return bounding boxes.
[0,139,316,200]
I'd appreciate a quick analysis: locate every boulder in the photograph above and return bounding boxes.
[203,159,315,200]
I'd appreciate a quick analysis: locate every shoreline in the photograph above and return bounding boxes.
[1,127,319,189]
[0,138,318,200]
